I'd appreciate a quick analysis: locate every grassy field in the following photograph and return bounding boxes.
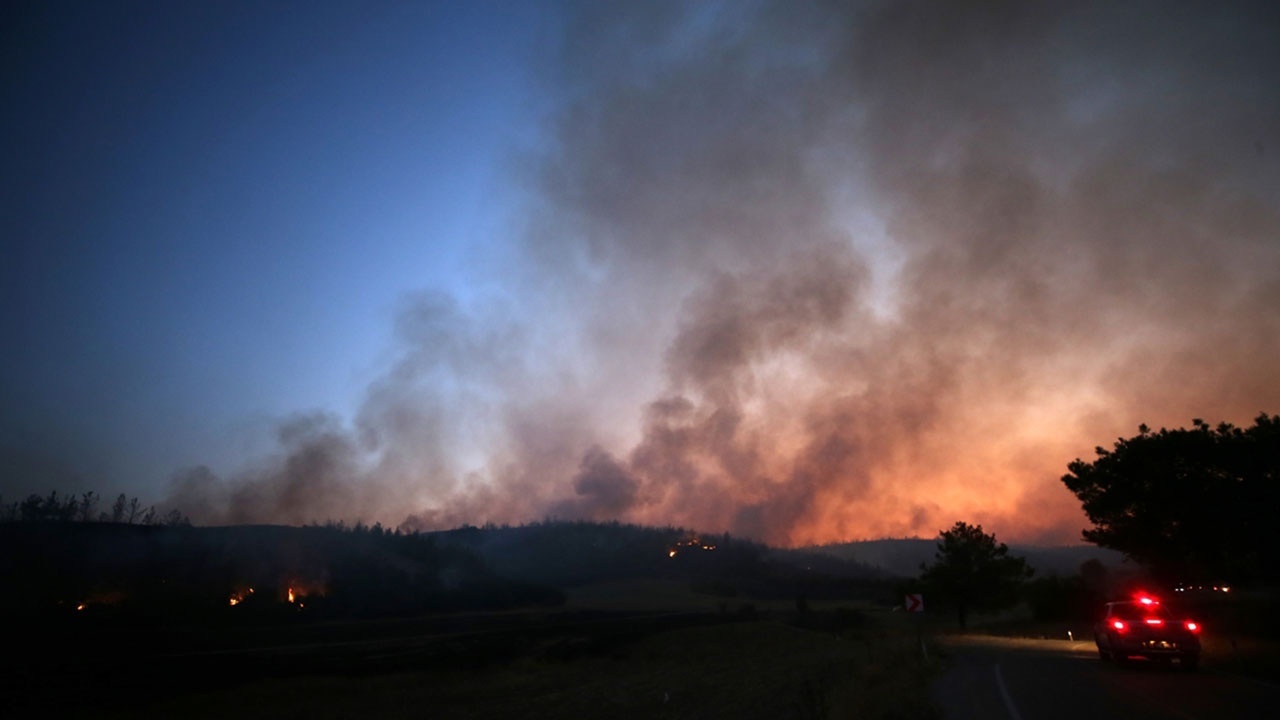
[16,585,1275,719]
[15,582,939,720]
[99,617,936,720]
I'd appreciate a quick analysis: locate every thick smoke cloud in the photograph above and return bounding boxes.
[173,1,1280,545]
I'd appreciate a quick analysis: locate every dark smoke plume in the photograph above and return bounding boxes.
[173,1,1280,545]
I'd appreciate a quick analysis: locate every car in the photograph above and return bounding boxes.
[1094,595,1201,669]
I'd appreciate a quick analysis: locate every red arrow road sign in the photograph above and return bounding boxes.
[905,593,923,612]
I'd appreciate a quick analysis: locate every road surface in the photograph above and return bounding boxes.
[931,635,1279,720]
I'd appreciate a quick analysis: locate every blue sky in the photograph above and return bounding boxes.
[4,1,1278,544]
[4,1,550,493]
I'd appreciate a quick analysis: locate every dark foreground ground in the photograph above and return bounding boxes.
[0,605,937,720]
[8,609,1279,719]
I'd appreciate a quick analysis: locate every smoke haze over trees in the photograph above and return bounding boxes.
[7,2,1278,546]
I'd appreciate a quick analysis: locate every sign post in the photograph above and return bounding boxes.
[905,594,927,661]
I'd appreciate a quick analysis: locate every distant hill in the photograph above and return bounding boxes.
[429,521,756,587]
[1011,544,1130,577]
[3,519,1124,625]
[800,538,1128,578]
[428,521,883,596]
[0,521,562,621]
[2,519,898,622]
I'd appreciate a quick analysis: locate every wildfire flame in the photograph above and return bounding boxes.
[667,537,717,558]
[229,581,320,608]
[281,578,326,608]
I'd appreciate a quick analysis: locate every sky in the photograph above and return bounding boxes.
[3,0,1278,546]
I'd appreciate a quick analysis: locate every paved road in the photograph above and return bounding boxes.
[931,635,1279,720]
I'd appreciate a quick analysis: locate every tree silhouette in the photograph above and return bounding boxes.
[110,493,128,523]
[76,492,98,522]
[18,491,80,521]
[1061,414,1280,584]
[0,490,179,526]
[918,521,1031,628]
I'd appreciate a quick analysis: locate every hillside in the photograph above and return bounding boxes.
[1,519,1127,625]
[800,537,1128,578]
[0,521,561,621]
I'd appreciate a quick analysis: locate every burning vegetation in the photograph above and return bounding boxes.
[3,517,887,628]
[0,520,563,623]
[283,578,327,607]
[668,537,717,558]
[224,577,327,610]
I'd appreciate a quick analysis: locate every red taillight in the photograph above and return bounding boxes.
[1185,621,1200,632]
[1111,620,1127,632]
[1144,618,1164,626]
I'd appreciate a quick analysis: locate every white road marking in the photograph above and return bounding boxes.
[993,664,1023,720]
